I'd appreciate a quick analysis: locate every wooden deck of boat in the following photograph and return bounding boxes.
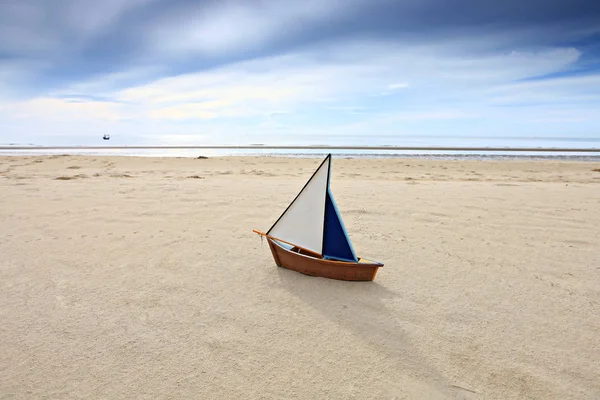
[358,258,377,264]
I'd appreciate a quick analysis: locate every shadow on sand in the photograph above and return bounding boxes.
[275,266,477,399]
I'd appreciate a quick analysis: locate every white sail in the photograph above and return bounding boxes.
[267,155,330,254]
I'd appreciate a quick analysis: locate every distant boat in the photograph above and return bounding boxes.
[103,134,110,140]
[253,154,383,281]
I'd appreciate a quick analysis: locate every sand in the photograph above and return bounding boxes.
[1,155,599,399]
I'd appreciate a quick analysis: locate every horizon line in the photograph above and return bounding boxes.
[1,145,599,152]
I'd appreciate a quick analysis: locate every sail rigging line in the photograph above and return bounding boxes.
[252,230,321,256]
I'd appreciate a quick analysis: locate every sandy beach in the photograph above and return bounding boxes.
[1,154,599,399]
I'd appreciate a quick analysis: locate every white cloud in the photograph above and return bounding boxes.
[1,34,599,144]
[60,66,165,96]
[64,0,158,37]
[0,97,123,121]
[146,0,370,57]
[0,0,159,57]
[113,40,584,118]
[0,3,59,54]
[486,74,600,105]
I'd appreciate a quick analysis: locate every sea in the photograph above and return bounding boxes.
[1,136,599,161]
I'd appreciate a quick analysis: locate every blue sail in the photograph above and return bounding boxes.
[323,189,358,262]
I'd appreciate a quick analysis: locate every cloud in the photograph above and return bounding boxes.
[0,0,151,56]
[2,38,598,143]
[487,73,600,105]
[0,97,123,122]
[0,0,599,145]
[146,0,366,57]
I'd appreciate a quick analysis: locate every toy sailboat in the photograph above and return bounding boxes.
[253,154,383,281]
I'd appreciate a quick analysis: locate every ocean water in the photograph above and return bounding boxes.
[242,134,600,150]
[1,147,600,161]
[1,135,599,160]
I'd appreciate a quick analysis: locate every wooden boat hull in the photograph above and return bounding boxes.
[267,238,382,281]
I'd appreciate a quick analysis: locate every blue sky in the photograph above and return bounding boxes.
[1,0,599,146]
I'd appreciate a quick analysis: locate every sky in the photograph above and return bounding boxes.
[1,0,600,146]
